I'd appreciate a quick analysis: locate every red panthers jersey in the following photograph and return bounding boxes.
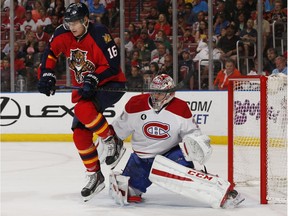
[39,22,126,102]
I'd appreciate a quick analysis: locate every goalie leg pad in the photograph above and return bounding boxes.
[149,155,230,208]
[109,171,130,206]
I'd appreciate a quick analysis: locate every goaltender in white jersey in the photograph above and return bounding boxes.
[107,74,244,208]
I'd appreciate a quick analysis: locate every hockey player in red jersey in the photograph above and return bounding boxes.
[106,74,244,208]
[37,2,126,202]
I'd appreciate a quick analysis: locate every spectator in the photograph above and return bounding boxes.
[213,13,230,36]
[179,28,195,51]
[20,10,37,33]
[127,65,143,88]
[35,7,51,27]
[154,13,171,36]
[25,46,38,90]
[154,30,171,51]
[214,58,242,90]
[234,11,247,36]
[31,0,44,22]
[101,7,119,28]
[194,21,208,42]
[271,56,287,75]
[159,54,173,77]
[13,0,26,21]
[192,11,206,38]
[22,31,39,55]
[34,25,50,43]
[239,18,257,58]
[149,61,160,76]
[183,3,193,26]
[134,38,151,66]
[156,0,170,16]
[190,0,208,24]
[178,48,195,90]
[243,0,257,17]
[14,41,26,62]
[124,31,134,55]
[103,0,116,10]
[33,41,46,67]
[129,50,142,71]
[146,6,159,22]
[88,0,106,23]
[139,29,156,52]
[48,0,65,19]
[44,13,60,36]
[264,0,274,12]
[25,46,36,68]
[0,57,11,92]
[2,42,10,58]
[114,37,120,48]
[1,13,23,31]
[248,57,269,76]
[13,41,27,84]
[267,0,287,23]
[177,12,187,36]
[150,42,168,69]
[233,0,251,22]
[263,47,277,74]
[166,4,173,25]
[138,19,148,32]
[147,20,157,41]
[213,0,232,23]
[142,70,154,89]
[193,37,221,89]
[127,23,140,44]
[217,24,240,62]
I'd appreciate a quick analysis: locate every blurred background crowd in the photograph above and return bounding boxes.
[0,0,287,92]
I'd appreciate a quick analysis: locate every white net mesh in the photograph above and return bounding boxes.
[231,75,287,203]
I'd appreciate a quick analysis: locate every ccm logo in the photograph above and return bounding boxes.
[187,170,213,181]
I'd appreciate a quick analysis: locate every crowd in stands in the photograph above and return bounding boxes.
[0,0,287,92]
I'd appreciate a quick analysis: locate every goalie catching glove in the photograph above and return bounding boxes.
[179,134,212,165]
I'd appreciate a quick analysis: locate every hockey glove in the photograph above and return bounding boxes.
[79,73,99,99]
[38,70,56,96]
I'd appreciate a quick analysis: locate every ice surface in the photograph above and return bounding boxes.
[1,142,287,216]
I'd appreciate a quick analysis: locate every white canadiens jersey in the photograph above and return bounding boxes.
[112,94,202,158]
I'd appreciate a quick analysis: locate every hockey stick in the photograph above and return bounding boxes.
[55,80,185,93]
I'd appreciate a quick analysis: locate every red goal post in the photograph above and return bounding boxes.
[227,75,287,204]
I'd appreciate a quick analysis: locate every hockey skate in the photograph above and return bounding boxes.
[103,135,126,169]
[221,189,245,209]
[81,171,105,202]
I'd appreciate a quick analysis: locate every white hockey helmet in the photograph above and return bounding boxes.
[150,74,175,111]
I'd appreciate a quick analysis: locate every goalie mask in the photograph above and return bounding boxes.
[150,74,175,112]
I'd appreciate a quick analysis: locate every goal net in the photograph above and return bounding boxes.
[227,75,287,204]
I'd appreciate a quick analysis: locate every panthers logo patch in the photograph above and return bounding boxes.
[68,49,95,83]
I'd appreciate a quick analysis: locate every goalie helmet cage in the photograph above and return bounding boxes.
[227,75,287,204]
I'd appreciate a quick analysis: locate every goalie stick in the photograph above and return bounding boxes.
[54,80,185,93]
